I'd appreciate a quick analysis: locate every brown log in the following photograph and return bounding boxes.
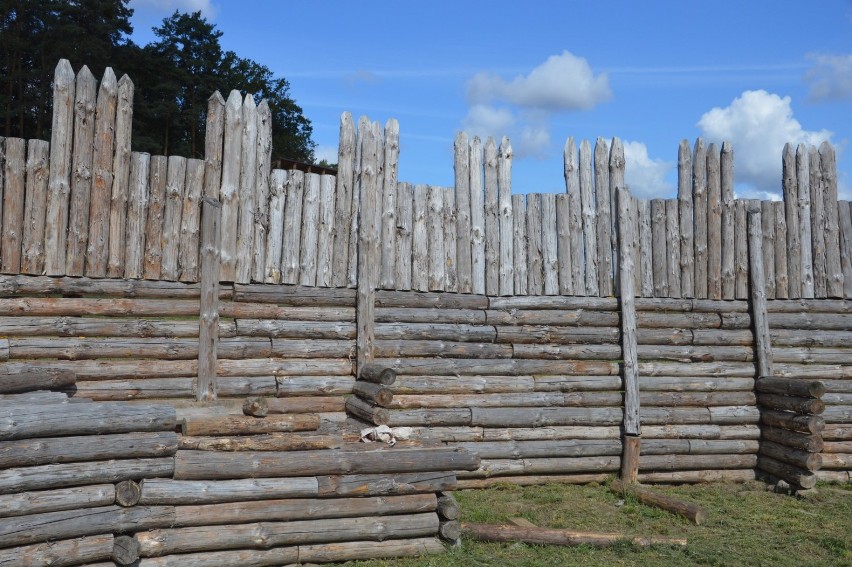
[242,396,268,417]
[181,414,320,436]
[760,409,824,434]
[759,440,822,471]
[755,377,825,398]
[115,480,141,507]
[358,363,397,385]
[353,381,394,407]
[638,469,756,483]
[761,427,823,452]
[639,453,756,471]
[756,393,824,415]
[621,435,640,483]
[437,491,460,520]
[113,534,140,565]
[262,397,345,414]
[0,534,114,567]
[461,522,687,548]
[457,473,611,489]
[178,433,350,452]
[0,369,75,394]
[346,396,390,425]
[610,478,707,524]
[757,455,816,489]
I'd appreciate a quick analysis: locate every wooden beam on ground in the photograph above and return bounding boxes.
[461,522,687,548]
[610,478,707,525]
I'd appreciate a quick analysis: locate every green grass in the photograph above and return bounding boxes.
[350,480,852,567]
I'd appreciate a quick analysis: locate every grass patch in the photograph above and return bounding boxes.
[350,480,852,567]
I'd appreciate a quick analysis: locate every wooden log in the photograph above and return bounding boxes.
[159,155,187,280]
[469,406,622,428]
[541,193,559,295]
[579,140,598,294]
[782,143,801,297]
[611,478,706,524]
[465,137,485,294]
[760,409,824,434]
[20,140,50,274]
[594,138,613,296]
[807,146,826,297]
[761,427,823,452]
[455,132,472,293]
[390,391,621,409]
[759,440,822,471]
[0,369,75,394]
[115,480,142,507]
[203,91,225,202]
[818,143,842,297]
[181,414,319,436]
[112,534,140,565]
[639,453,756,471]
[756,393,824,415]
[483,137,499,294]
[637,199,653,297]
[242,396,268,417]
[719,141,735,298]
[298,173,321,286]
[180,432,348,452]
[437,492,459,520]
[0,534,114,566]
[620,435,640,483]
[218,90,242,281]
[838,200,852,299]
[280,170,305,284]
[198,199,219,401]
[651,199,668,297]
[555,193,572,295]
[395,182,413,289]
[353,381,394,407]
[358,363,397,385]
[524,194,544,295]
[106,74,133,278]
[461,522,686,548]
[757,454,816,489]
[664,199,681,299]
[747,206,772,377]
[427,184,445,290]
[459,455,621,478]
[264,170,287,283]
[44,60,76,275]
[706,144,722,299]
[142,156,168,279]
[797,144,815,297]
[411,184,429,291]
[0,485,114,519]
[123,152,150,278]
[443,188,458,292]
[565,138,585,292]
[761,200,776,299]
[693,139,708,298]
[0,431,178,468]
[251,100,273,283]
[346,396,390,425]
[315,174,336,287]
[609,138,625,292]
[177,159,204,282]
[618,188,640,439]
[734,199,748,299]
[756,377,825,398]
[0,137,25,274]
[497,137,514,295]
[331,112,355,287]
[457,474,610,489]
[678,140,694,297]
[0,402,175,440]
[773,200,789,299]
[0,458,175,495]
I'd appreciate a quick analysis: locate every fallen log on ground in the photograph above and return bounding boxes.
[460,522,687,548]
[610,479,707,524]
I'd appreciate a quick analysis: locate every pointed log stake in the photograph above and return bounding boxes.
[610,479,706,524]
[461,523,687,548]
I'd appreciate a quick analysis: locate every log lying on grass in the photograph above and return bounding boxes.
[610,478,707,524]
[461,522,687,548]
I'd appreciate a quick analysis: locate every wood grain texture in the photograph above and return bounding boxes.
[526,194,543,295]
[299,173,320,286]
[159,155,186,281]
[720,141,735,299]
[427,185,445,290]
[678,140,694,297]
[332,112,355,287]
[594,137,612,296]
[555,193,572,295]
[796,143,814,297]
[455,132,472,293]
[395,182,413,289]
[379,119,400,289]
[218,90,242,282]
[202,91,225,200]
[484,138,499,295]
[178,158,204,282]
[579,140,598,294]
[541,193,559,295]
[281,170,304,285]
[773,200,789,299]
[820,142,842,297]
[252,99,272,283]
[21,140,50,274]
[106,74,133,278]
[564,138,584,293]
[692,139,708,298]
[665,199,681,299]
[469,136,486,294]
[618,187,640,436]
[142,156,167,279]
[264,170,287,283]
[498,137,514,295]
[124,152,150,279]
[1,138,25,274]
[706,144,722,299]
[513,193,528,295]
[65,66,96,277]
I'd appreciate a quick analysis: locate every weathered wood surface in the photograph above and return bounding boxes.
[461,522,686,548]
[498,138,514,295]
[142,156,167,279]
[427,185,445,290]
[0,402,176,440]
[178,159,204,282]
[21,140,50,274]
[1,138,25,274]
[123,152,150,278]
[618,187,640,437]
[526,193,544,295]
[611,478,706,524]
[299,173,321,286]
[159,155,187,280]
[106,74,134,278]
[758,454,816,489]
[455,132,472,293]
[678,140,694,297]
[839,200,852,298]
[579,140,598,294]
[720,142,735,298]
[0,431,177,468]
[469,136,486,294]
[181,414,319,436]
[565,138,585,292]
[484,138,499,295]
[0,458,175,495]
[595,138,612,296]
[0,369,75,394]
[820,142,842,297]
[115,480,142,508]
[760,409,824,434]
[315,174,336,287]
[346,396,390,425]
[651,199,668,297]
[782,143,801,297]
[756,377,825,398]
[542,193,559,295]
[797,144,815,297]
[747,206,772,378]
[693,139,708,298]
[0,484,114,519]
[706,144,722,299]
[0,534,114,567]
[555,193,572,295]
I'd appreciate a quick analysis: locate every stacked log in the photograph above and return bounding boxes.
[756,376,826,490]
[345,363,397,425]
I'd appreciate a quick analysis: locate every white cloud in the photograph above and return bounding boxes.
[313,145,338,164]
[462,106,553,159]
[697,90,833,197]
[622,141,674,198]
[467,51,611,111]
[130,0,218,18]
[462,104,515,137]
[805,53,852,101]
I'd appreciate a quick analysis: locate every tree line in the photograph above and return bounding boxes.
[0,0,316,162]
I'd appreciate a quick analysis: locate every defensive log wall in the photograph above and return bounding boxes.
[0,60,849,565]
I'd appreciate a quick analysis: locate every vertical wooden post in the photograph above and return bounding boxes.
[21,140,50,274]
[197,197,221,401]
[665,199,681,298]
[796,144,814,298]
[395,182,414,290]
[160,155,187,281]
[513,193,529,295]
[123,152,150,279]
[252,99,273,284]
[264,170,288,283]
[316,174,336,287]
[348,117,369,288]
[427,185,445,291]
[379,119,400,290]
[820,142,842,298]
[203,92,225,201]
[497,137,514,296]
[299,173,321,287]
[720,141,735,299]
[219,90,242,282]
[483,138,499,295]
[677,140,694,298]
[782,143,801,298]
[579,140,598,295]
[541,193,559,295]
[106,74,134,278]
[555,193,572,296]
[66,66,96,277]
[692,139,708,299]
[332,113,355,288]
[178,158,205,282]
[443,186,458,292]
[747,204,772,378]
[838,200,852,299]
[235,94,258,284]
[142,156,167,280]
[651,199,668,297]
[281,170,305,285]
[706,144,722,299]
[638,199,653,298]
[609,138,625,295]
[526,194,543,295]
[617,186,640,482]
[564,138,584,294]
[1,138,25,273]
[469,137,486,295]
[774,201,789,300]
[809,146,826,298]
[761,200,776,300]
[595,137,612,297]
[454,132,472,293]
[356,121,380,375]
[412,184,429,292]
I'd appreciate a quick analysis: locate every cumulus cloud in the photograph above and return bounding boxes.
[697,90,833,196]
[462,105,553,158]
[622,141,674,198]
[467,51,612,111]
[805,53,852,102]
[130,0,218,18]
[313,145,339,165]
[462,104,515,137]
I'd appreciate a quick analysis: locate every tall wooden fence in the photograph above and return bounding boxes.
[0,60,849,300]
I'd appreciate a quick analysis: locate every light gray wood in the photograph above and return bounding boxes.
[299,173,321,286]
[197,197,221,401]
[774,200,789,299]
[124,152,150,279]
[143,156,167,279]
[579,140,597,294]
[0,534,114,566]
[838,200,852,299]
[555,193,572,295]
[234,94,258,283]
[298,537,445,565]
[160,155,186,280]
[678,139,694,297]
[348,117,369,287]
[443,186,458,291]
[484,137,499,294]
[747,206,772,378]
[631,195,642,294]
[526,193,544,295]
[734,200,748,299]
[44,60,76,276]
[395,182,413,289]
[178,158,204,282]
[264,170,287,283]
[203,91,225,200]
[761,200,776,299]
[64,66,96,277]
[21,140,49,274]
[706,144,722,299]
[692,139,708,298]
[565,138,584,293]
[0,369,75,394]
[609,138,625,295]
[0,138,24,274]
[513,193,529,295]
[315,174,336,287]
[541,193,559,295]
[427,185,445,290]
[84,68,118,277]
[252,99,272,283]
[498,137,514,295]
[782,143,801,297]
[0,458,175,495]
[139,477,320,504]
[651,199,668,297]
[0,484,114,519]
[809,145,827,297]
[412,184,429,292]
[106,74,133,278]
[617,187,640,437]
[820,142,842,297]
[720,141,735,298]
[219,90,242,282]
[281,170,304,284]
[332,112,356,287]
[182,414,319,436]
[594,137,612,296]
[796,143,814,297]
[356,122,380,372]
[455,132,472,293]
[379,118,400,289]
[665,199,681,298]
[638,199,653,297]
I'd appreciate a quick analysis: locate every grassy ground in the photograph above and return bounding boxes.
[350,480,851,567]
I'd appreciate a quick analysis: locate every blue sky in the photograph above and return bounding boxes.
[129,0,851,200]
